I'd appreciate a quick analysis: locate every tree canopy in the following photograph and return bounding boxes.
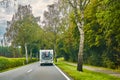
[3,0,120,69]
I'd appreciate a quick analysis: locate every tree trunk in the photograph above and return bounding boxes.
[54,32,57,62]
[68,0,89,72]
[54,44,57,62]
[77,28,84,71]
[25,43,28,64]
[30,49,32,61]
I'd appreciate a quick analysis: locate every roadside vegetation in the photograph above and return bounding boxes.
[0,0,120,73]
[55,59,120,80]
[0,57,37,72]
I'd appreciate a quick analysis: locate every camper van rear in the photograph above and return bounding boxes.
[39,50,53,65]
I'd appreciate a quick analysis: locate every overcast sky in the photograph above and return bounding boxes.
[0,0,57,40]
[0,0,56,40]
[0,0,56,21]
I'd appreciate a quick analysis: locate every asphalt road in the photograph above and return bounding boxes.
[0,62,70,80]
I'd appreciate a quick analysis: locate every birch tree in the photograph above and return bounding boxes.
[68,0,90,71]
[42,3,60,62]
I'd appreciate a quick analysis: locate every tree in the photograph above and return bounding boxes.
[42,2,61,62]
[5,4,41,63]
[96,0,120,68]
[68,0,90,71]
[5,15,40,62]
[0,0,11,8]
[83,0,104,66]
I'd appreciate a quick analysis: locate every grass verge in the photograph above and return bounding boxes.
[55,60,120,80]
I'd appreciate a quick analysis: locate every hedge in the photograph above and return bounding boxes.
[0,57,38,71]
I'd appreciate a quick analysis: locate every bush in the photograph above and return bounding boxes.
[8,58,25,68]
[0,57,37,71]
[102,57,115,69]
[0,57,9,70]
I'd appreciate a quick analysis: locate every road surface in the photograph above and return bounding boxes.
[0,62,71,80]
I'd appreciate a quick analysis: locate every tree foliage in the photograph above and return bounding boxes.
[5,9,43,60]
[56,0,120,69]
[3,0,120,69]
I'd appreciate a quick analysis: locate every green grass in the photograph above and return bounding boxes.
[63,60,120,73]
[55,60,120,80]
[83,64,120,73]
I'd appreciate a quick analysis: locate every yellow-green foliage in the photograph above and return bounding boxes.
[0,57,9,70]
[0,57,37,71]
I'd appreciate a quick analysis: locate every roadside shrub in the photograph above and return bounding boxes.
[8,58,25,68]
[0,57,9,70]
[102,57,115,69]
[29,58,38,63]
[0,57,37,71]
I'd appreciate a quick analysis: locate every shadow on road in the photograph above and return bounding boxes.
[40,63,53,66]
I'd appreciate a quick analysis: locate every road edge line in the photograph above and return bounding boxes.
[54,64,71,80]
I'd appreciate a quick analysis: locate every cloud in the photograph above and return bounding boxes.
[0,0,55,20]
[31,0,55,16]
[0,12,13,21]
[0,0,56,31]
[42,0,50,3]
[28,0,55,21]
[0,0,56,41]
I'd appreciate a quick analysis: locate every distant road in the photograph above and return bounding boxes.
[0,62,71,80]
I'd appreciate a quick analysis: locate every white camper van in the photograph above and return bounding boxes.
[39,50,53,65]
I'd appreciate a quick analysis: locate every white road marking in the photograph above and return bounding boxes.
[54,64,71,80]
[27,69,32,73]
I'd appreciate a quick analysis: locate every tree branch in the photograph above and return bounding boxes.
[78,0,82,10]
[68,0,75,8]
[84,0,90,9]
[82,0,87,7]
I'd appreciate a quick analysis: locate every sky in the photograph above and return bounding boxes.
[0,0,56,41]
[18,0,56,19]
[0,0,56,21]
